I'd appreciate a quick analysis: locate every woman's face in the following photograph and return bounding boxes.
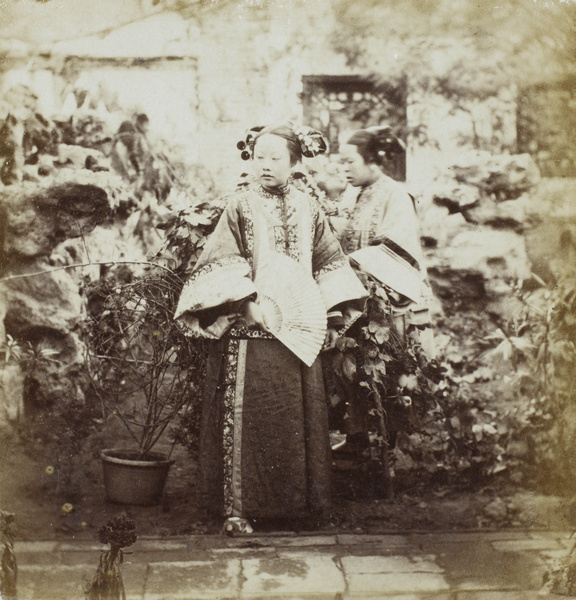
[252,133,293,188]
[340,143,379,188]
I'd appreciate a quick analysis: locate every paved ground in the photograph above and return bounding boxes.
[11,529,576,600]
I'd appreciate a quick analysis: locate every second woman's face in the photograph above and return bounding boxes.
[340,143,378,188]
[253,134,293,188]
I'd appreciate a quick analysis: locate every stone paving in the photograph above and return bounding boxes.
[11,530,576,599]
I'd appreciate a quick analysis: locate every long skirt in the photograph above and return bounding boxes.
[197,335,332,521]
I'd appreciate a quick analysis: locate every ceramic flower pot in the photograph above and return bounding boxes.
[100,448,175,506]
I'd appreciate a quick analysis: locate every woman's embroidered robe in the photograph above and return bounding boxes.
[340,175,433,333]
[175,184,366,521]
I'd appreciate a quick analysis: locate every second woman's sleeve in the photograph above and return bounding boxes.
[311,207,367,330]
[174,198,257,339]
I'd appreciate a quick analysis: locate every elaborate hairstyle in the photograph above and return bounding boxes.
[135,113,150,130]
[346,126,405,166]
[237,123,328,165]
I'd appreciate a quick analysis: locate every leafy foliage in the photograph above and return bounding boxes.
[2,335,61,371]
[155,188,223,280]
[510,267,576,492]
[325,274,443,458]
[429,251,576,492]
[151,191,224,458]
[323,255,573,489]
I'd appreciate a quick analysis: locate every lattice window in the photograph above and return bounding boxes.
[301,75,407,180]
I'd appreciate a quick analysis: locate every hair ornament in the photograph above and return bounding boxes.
[237,126,265,160]
[293,125,328,158]
[366,125,406,154]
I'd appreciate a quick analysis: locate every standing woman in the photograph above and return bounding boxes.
[174,124,366,533]
[334,126,434,453]
[340,127,424,295]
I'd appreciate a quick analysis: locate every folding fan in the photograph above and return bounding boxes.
[255,254,327,367]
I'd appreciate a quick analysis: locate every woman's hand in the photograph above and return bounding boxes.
[206,312,241,338]
[243,300,268,331]
[323,327,339,350]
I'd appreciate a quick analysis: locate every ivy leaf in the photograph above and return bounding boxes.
[449,415,461,429]
[399,373,418,391]
[472,424,484,441]
[483,423,498,436]
[373,324,390,345]
[342,353,357,380]
[183,212,213,227]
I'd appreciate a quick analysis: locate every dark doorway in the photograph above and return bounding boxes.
[301,75,407,181]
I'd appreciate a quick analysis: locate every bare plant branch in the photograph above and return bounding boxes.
[0,260,175,283]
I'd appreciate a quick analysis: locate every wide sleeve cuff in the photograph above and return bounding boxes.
[175,256,255,315]
[174,256,257,338]
[314,257,368,314]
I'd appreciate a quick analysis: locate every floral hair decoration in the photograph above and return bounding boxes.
[293,125,328,158]
[237,124,328,160]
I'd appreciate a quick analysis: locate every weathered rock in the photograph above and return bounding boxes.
[2,263,84,333]
[431,181,533,232]
[431,183,480,215]
[417,202,470,250]
[437,228,532,281]
[22,330,87,411]
[56,143,107,169]
[1,248,89,413]
[462,195,532,231]
[1,174,117,258]
[449,151,541,200]
[426,226,533,314]
[427,266,487,311]
[0,83,37,121]
[0,130,152,421]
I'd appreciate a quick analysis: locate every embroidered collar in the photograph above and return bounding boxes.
[260,183,290,197]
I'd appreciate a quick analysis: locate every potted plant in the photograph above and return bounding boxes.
[84,266,205,506]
